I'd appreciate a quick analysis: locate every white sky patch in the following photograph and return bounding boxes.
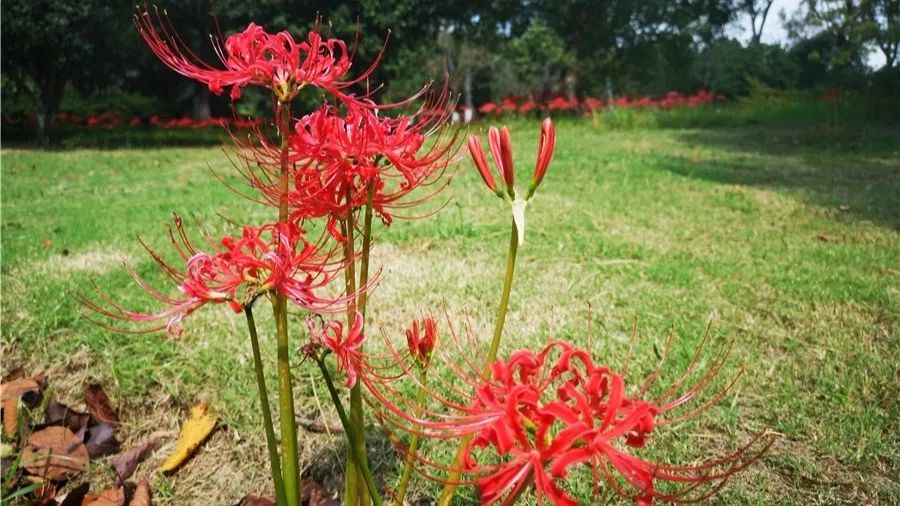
[727,0,887,69]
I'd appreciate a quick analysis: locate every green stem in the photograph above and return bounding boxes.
[274,100,301,506]
[245,306,287,506]
[341,216,365,506]
[437,220,519,506]
[316,357,383,506]
[392,369,427,506]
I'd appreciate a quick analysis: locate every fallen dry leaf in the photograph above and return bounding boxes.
[45,398,92,436]
[22,426,89,480]
[302,480,340,506]
[112,437,162,485]
[85,384,119,426]
[59,483,91,506]
[128,477,151,506]
[158,402,217,472]
[84,422,120,458]
[238,495,275,506]
[1,378,42,437]
[82,487,125,506]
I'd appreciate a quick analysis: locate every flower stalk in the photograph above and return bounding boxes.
[274,100,302,506]
[316,355,383,506]
[244,305,287,506]
[391,368,428,506]
[437,218,519,506]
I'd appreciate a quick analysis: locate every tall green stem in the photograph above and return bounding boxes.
[436,220,519,506]
[274,100,301,505]
[341,215,364,506]
[245,306,287,506]
[392,369,427,506]
[316,357,383,506]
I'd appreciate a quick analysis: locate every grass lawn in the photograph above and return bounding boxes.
[2,119,898,504]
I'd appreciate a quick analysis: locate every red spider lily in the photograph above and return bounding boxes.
[478,102,499,115]
[468,119,556,201]
[518,99,538,114]
[231,97,457,241]
[583,97,604,111]
[500,97,518,113]
[311,312,366,388]
[79,219,341,337]
[547,96,578,111]
[359,321,772,505]
[135,8,379,103]
[529,118,556,196]
[406,316,437,367]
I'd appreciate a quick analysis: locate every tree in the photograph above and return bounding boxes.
[860,0,899,68]
[1,0,127,144]
[742,0,776,44]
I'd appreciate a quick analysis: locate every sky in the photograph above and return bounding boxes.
[729,0,888,69]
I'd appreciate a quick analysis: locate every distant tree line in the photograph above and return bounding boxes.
[2,0,897,143]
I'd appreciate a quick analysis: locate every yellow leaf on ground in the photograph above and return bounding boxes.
[158,401,217,472]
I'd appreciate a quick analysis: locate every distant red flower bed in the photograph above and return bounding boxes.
[476,90,724,116]
[4,112,263,129]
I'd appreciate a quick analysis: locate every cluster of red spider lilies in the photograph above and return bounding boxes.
[7,112,262,130]
[476,90,725,117]
[81,7,771,506]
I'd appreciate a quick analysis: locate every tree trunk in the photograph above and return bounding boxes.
[192,84,211,120]
[36,75,65,147]
[464,66,473,111]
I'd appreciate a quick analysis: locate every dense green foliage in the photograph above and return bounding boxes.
[2,0,897,143]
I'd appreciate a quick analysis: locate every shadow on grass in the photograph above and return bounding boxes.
[668,126,900,230]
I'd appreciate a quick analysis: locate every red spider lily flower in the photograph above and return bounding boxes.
[478,102,499,115]
[406,316,437,367]
[518,98,538,115]
[79,219,341,337]
[135,8,379,103]
[360,322,773,505]
[469,120,556,201]
[313,312,366,388]
[583,96,604,111]
[468,135,499,194]
[489,127,515,195]
[228,98,457,241]
[528,118,556,197]
[500,97,518,113]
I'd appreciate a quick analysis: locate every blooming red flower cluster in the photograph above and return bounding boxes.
[135,10,375,102]
[85,10,455,338]
[311,312,366,388]
[80,219,338,337]
[476,90,724,118]
[361,326,771,505]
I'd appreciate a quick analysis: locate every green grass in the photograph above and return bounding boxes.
[2,119,899,504]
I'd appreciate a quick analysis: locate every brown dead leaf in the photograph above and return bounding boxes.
[84,422,119,458]
[112,437,161,485]
[82,487,125,506]
[302,480,340,506]
[128,478,151,506]
[2,398,18,437]
[22,426,89,480]
[1,378,42,437]
[32,480,57,505]
[159,401,217,472]
[59,483,91,506]
[45,399,91,436]
[238,495,275,506]
[85,384,119,426]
